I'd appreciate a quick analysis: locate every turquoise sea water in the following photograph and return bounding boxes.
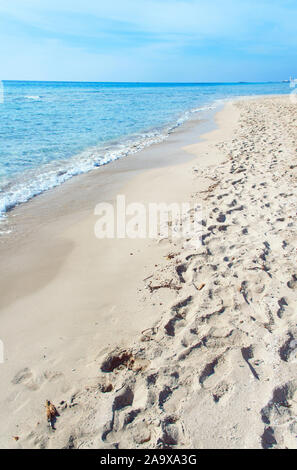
[0,81,290,215]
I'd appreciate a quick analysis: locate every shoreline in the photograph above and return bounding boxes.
[0,94,296,449]
[0,95,219,220]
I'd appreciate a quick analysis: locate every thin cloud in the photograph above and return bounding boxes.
[0,0,296,81]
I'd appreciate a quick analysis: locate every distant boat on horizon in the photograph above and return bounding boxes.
[289,77,297,86]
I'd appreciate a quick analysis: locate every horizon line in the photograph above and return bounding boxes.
[1,79,286,84]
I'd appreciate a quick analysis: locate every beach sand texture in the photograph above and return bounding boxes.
[1,95,297,449]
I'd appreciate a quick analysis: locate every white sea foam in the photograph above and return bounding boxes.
[25,95,41,100]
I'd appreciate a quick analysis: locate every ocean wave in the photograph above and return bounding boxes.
[0,102,218,218]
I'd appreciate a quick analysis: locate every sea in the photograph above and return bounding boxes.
[0,81,291,217]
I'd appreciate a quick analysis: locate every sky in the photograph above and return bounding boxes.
[0,0,296,82]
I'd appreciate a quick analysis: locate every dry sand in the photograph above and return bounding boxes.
[0,95,296,449]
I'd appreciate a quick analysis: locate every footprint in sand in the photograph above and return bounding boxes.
[11,367,63,391]
[11,367,33,385]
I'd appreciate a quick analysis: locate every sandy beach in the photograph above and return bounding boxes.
[0,95,296,449]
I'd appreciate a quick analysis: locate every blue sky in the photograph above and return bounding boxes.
[0,0,296,82]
